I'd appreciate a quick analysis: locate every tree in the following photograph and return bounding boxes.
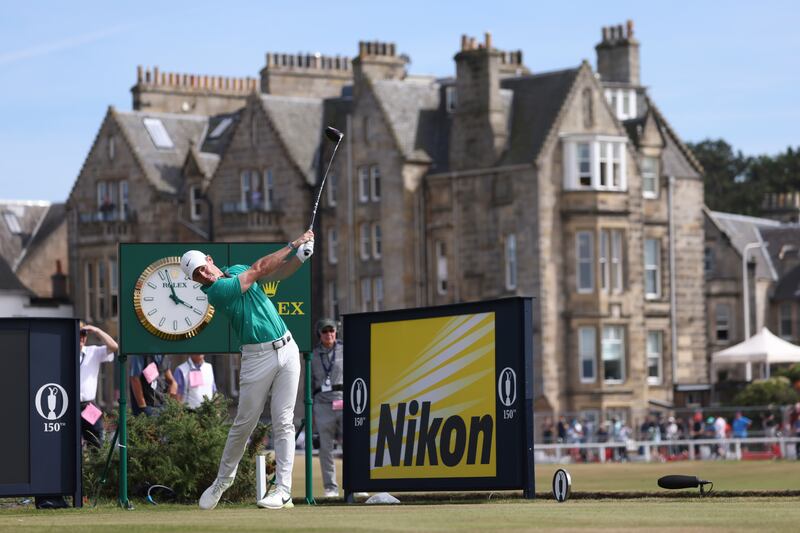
[688,139,800,215]
[732,376,799,406]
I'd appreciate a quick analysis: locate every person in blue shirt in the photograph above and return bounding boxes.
[732,411,752,438]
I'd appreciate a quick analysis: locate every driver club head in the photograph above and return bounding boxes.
[324,126,343,142]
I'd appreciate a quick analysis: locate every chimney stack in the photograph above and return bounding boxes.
[51,260,68,300]
[595,19,640,85]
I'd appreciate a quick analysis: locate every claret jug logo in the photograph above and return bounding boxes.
[370,312,496,479]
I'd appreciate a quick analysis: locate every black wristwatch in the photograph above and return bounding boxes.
[287,241,297,251]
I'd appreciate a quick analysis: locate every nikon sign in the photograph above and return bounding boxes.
[343,298,534,497]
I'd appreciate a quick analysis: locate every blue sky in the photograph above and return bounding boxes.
[1,1,798,202]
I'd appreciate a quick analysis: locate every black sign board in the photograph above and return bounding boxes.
[0,319,81,506]
[343,298,534,497]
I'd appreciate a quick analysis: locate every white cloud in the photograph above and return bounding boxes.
[0,25,130,66]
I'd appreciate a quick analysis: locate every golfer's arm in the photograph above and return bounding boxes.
[130,378,147,408]
[239,245,296,292]
[261,255,303,281]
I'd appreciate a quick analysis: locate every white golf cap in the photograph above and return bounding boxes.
[180,250,207,278]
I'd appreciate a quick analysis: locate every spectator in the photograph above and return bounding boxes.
[714,415,728,458]
[542,417,554,444]
[665,416,679,456]
[174,354,217,409]
[763,412,778,437]
[78,322,118,448]
[556,416,567,443]
[130,354,176,416]
[732,411,752,438]
[310,318,345,498]
[793,403,800,459]
[691,411,705,457]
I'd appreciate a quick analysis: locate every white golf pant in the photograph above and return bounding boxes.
[216,336,300,494]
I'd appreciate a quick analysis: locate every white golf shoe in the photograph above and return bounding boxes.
[257,487,294,509]
[199,477,233,510]
[324,489,339,498]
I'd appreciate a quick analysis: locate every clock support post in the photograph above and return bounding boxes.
[303,352,316,505]
[117,354,132,509]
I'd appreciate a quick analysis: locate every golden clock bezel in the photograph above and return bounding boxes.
[133,256,215,341]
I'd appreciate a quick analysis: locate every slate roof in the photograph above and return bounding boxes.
[0,200,50,269]
[13,202,66,271]
[773,263,800,301]
[115,110,209,194]
[499,67,581,165]
[707,210,780,280]
[259,95,323,185]
[371,79,442,163]
[0,254,32,294]
[759,225,800,278]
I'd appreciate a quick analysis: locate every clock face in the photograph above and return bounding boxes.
[133,256,215,340]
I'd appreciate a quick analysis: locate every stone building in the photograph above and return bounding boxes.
[69,21,708,424]
[705,204,800,396]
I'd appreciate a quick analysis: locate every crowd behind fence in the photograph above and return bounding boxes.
[535,403,800,463]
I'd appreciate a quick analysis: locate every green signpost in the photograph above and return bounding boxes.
[117,243,313,508]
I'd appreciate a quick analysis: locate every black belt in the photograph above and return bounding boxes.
[313,383,343,396]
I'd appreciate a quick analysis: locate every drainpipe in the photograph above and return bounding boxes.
[668,175,678,387]
[346,114,355,311]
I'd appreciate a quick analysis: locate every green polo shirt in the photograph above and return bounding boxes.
[201,264,287,346]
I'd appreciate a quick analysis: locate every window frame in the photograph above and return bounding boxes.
[370,165,381,202]
[601,325,625,383]
[359,222,370,261]
[372,223,381,259]
[578,326,597,383]
[715,303,731,342]
[562,135,628,192]
[373,277,384,311]
[641,156,659,199]
[505,234,517,291]
[576,231,594,293]
[644,238,661,299]
[360,277,372,312]
[263,169,274,211]
[435,240,448,295]
[358,166,369,203]
[190,185,202,221]
[646,330,663,385]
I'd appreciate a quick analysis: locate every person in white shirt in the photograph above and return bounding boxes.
[79,322,118,447]
[173,354,217,409]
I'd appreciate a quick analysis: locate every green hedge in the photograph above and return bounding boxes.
[84,395,268,503]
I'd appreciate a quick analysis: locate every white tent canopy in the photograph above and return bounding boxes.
[712,327,800,378]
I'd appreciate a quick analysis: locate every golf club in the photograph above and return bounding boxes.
[304,126,343,256]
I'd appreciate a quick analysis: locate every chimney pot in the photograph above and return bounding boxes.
[485,31,492,50]
[461,34,468,51]
[137,65,143,83]
[153,66,160,85]
[626,19,634,38]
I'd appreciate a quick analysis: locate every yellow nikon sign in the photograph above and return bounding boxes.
[344,297,534,497]
[370,313,496,479]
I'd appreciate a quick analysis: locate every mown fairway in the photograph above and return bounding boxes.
[2,498,800,532]
[1,460,798,531]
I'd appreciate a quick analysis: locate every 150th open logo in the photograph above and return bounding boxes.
[34,383,69,432]
[370,312,497,479]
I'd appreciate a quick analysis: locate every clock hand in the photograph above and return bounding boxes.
[178,300,195,310]
[164,269,181,304]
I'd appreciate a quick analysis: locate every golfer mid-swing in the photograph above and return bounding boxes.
[181,230,314,510]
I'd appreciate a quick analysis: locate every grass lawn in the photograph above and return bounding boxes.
[2,460,799,531]
[1,498,799,532]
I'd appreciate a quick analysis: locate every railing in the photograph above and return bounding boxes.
[77,210,138,242]
[535,436,800,463]
[219,205,282,233]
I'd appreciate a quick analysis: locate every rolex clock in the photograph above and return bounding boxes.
[133,256,215,340]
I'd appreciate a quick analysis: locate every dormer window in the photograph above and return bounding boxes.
[445,86,457,113]
[562,135,628,191]
[604,88,637,120]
